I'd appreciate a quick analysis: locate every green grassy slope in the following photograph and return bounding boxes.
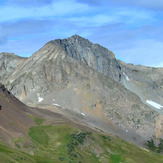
[0,121,163,163]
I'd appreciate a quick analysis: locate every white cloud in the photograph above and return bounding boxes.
[0,0,89,23]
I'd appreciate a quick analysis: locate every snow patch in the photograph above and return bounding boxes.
[53,103,60,107]
[38,97,43,103]
[52,99,61,107]
[123,72,130,81]
[81,113,85,116]
[146,100,163,110]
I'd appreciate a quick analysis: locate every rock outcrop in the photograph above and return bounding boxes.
[0,52,27,84]
[50,35,121,81]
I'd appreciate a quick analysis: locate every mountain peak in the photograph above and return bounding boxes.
[68,34,90,41]
[70,34,83,39]
[67,34,92,44]
[47,34,119,80]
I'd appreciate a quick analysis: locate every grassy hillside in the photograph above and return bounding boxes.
[0,120,163,163]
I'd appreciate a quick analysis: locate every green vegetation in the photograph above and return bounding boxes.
[34,117,44,126]
[1,123,163,162]
[27,114,45,126]
[110,154,124,163]
[146,139,163,154]
[102,135,111,141]
[28,124,99,162]
[12,137,26,148]
[0,142,53,163]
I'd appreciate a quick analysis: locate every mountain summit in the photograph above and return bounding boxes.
[49,34,121,81]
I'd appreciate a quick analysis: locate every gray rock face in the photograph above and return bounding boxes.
[2,35,162,146]
[50,35,121,81]
[0,52,27,84]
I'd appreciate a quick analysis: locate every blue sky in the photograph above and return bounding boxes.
[0,0,163,67]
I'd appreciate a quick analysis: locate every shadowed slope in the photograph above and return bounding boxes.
[0,84,34,144]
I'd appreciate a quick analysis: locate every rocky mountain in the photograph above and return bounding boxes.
[1,35,163,147]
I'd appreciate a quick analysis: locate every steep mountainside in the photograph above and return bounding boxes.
[0,52,27,84]
[119,60,163,113]
[0,84,163,163]
[0,83,34,145]
[2,35,162,146]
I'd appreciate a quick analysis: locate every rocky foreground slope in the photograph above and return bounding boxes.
[1,35,163,146]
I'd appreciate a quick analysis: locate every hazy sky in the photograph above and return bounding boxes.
[0,0,163,67]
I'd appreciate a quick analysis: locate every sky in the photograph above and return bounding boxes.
[0,0,163,67]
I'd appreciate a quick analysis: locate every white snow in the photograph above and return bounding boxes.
[123,72,130,81]
[38,97,43,103]
[53,103,60,107]
[81,113,85,116]
[52,99,61,107]
[146,100,163,110]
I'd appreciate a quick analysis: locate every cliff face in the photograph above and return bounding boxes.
[50,35,121,82]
